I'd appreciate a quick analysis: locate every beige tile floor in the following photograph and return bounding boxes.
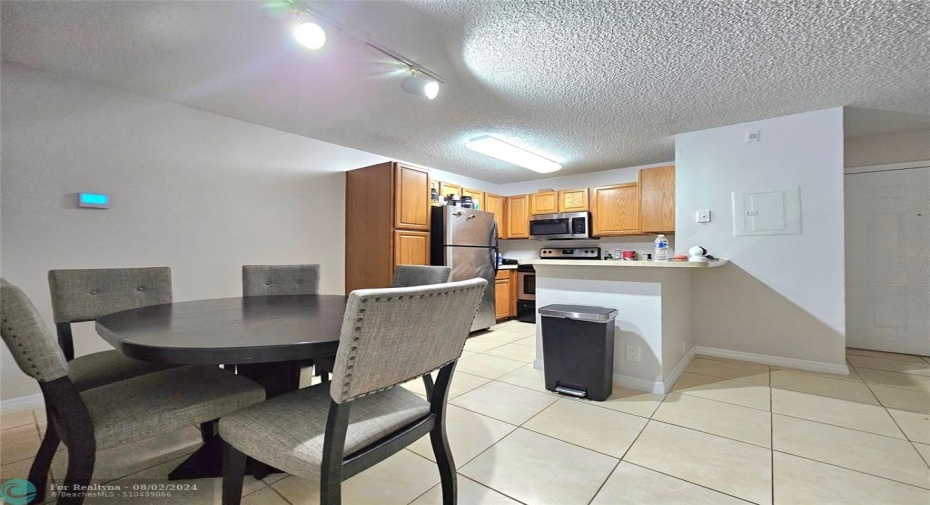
[2,320,929,504]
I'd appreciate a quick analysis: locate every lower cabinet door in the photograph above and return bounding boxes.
[394,230,430,267]
[495,278,512,319]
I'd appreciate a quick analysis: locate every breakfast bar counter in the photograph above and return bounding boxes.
[518,259,728,268]
[525,259,728,394]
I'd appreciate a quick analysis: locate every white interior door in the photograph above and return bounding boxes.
[845,166,930,355]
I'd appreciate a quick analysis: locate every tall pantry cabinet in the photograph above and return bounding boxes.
[345,162,431,294]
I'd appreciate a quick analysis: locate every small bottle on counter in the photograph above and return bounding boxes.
[654,234,669,261]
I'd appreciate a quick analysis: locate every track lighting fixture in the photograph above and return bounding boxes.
[275,0,445,100]
[293,21,326,49]
[401,72,440,100]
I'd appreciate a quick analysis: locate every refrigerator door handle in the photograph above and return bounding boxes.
[490,222,499,273]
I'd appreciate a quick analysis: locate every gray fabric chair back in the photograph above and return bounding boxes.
[392,265,452,288]
[48,268,172,324]
[242,264,320,296]
[1,279,69,382]
[330,278,487,403]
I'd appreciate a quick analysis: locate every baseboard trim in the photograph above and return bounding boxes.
[612,373,664,394]
[659,348,695,394]
[0,393,44,413]
[693,346,850,375]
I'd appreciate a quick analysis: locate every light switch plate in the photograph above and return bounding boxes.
[695,209,711,224]
[731,187,801,236]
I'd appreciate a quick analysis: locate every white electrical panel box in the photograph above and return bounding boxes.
[731,187,801,236]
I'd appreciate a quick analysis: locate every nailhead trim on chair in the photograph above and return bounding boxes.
[338,284,486,402]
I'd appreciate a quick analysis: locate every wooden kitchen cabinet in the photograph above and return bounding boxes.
[639,165,676,233]
[345,161,433,294]
[394,164,430,231]
[558,189,589,212]
[495,269,514,320]
[394,230,430,267]
[438,182,462,200]
[484,193,506,238]
[530,191,558,215]
[505,195,530,238]
[591,183,641,236]
[462,188,485,210]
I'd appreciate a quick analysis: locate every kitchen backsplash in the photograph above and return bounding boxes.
[499,236,677,259]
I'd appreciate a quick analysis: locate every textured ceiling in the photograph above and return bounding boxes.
[3,1,929,183]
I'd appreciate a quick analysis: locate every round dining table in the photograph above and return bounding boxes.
[96,294,346,366]
[95,294,348,480]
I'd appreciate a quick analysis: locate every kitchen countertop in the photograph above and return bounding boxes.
[518,259,728,268]
[497,264,519,270]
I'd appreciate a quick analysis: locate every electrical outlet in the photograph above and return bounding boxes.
[625,344,642,362]
[695,209,711,224]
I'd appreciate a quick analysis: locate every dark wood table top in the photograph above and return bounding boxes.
[96,295,346,365]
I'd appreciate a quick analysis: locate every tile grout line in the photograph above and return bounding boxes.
[588,408,652,505]
[770,411,911,442]
[621,460,758,504]
[584,459,620,505]
[860,362,930,471]
[769,368,775,505]
[771,449,930,492]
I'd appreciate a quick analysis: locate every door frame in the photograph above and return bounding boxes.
[844,160,930,354]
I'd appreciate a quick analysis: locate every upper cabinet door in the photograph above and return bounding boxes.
[484,193,506,238]
[394,164,430,230]
[558,189,589,213]
[530,191,558,215]
[438,182,462,200]
[462,188,485,210]
[506,195,530,238]
[639,165,676,233]
[591,183,640,236]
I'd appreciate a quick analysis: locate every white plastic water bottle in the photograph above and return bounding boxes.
[654,234,669,261]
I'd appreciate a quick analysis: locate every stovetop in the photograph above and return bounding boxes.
[539,247,602,259]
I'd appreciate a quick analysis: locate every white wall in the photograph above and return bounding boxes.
[845,128,930,168]
[0,65,396,402]
[675,108,846,366]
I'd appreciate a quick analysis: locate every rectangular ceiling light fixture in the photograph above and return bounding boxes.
[465,136,562,173]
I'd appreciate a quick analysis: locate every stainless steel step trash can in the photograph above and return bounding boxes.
[540,304,618,401]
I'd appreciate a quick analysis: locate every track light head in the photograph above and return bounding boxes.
[293,21,326,49]
[402,73,440,100]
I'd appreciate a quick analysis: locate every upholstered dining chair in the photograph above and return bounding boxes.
[1,278,266,505]
[219,278,487,505]
[391,265,453,288]
[314,265,452,384]
[242,264,320,297]
[240,264,321,382]
[47,267,180,389]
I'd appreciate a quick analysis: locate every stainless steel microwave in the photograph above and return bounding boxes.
[528,212,591,240]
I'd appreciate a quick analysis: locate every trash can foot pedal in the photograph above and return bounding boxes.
[554,385,586,398]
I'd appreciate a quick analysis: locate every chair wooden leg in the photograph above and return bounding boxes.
[222,441,247,505]
[59,439,95,505]
[429,423,457,505]
[28,421,60,504]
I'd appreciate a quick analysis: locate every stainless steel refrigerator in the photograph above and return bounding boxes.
[431,206,498,332]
